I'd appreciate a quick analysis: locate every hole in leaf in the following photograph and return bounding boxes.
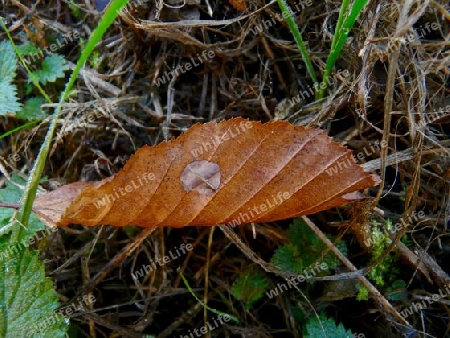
[180,160,221,195]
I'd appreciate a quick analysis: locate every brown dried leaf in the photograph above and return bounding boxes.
[229,0,247,12]
[33,118,380,228]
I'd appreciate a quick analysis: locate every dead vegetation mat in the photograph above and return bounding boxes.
[0,0,449,337]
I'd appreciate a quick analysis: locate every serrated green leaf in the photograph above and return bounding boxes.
[16,41,40,56]
[31,54,69,84]
[323,240,347,271]
[231,270,267,309]
[0,41,22,115]
[0,175,24,203]
[0,250,68,337]
[0,84,22,115]
[0,174,63,335]
[305,313,354,338]
[0,41,17,83]
[16,97,47,120]
[286,218,309,248]
[279,219,347,273]
[270,244,305,274]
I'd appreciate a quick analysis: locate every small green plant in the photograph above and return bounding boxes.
[270,218,347,274]
[304,312,354,337]
[231,218,347,310]
[0,38,68,121]
[357,219,407,301]
[231,269,267,309]
[68,0,83,20]
[28,54,69,85]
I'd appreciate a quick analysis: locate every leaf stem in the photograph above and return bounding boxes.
[179,269,239,323]
[0,203,20,209]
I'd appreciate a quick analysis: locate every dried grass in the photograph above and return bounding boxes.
[1,0,449,336]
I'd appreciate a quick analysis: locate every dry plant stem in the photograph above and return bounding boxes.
[51,239,97,275]
[430,0,450,20]
[81,257,96,338]
[416,248,450,288]
[82,313,143,338]
[204,226,215,335]
[372,44,399,206]
[357,3,381,117]
[300,216,410,326]
[67,61,121,97]
[157,302,204,338]
[0,203,20,209]
[174,229,209,287]
[76,227,157,297]
[119,0,277,29]
[372,0,431,205]
[361,147,448,172]
[219,225,290,277]
[395,242,432,284]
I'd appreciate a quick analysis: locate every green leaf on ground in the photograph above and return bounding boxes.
[270,243,305,274]
[0,41,22,115]
[31,54,69,84]
[17,97,47,120]
[0,250,68,337]
[271,219,347,274]
[304,313,354,338]
[231,270,267,309]
[16,41,40,56]
[0,41,17,82]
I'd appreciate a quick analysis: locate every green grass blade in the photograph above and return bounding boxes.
[10,0,129,242]
[276,0,318,87]
[331,0,350,51]
[0,119,43,139]
[179,269,239,323]
[318,0,369,99]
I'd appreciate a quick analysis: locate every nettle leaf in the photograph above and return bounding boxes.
[0,250,68,337]
[276,219,347,273]
[31,54,69,84]
[0,41,18,82]
[0,208,14,251]
[17,97,47,120]
[324,240,347,271]
[16,41,40,56]
[0,84,22,116]
[0,41,22,115]
[231,270,267,309]
[0,178,63,336]
[270,243,305,274]
[304,313,354,338]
